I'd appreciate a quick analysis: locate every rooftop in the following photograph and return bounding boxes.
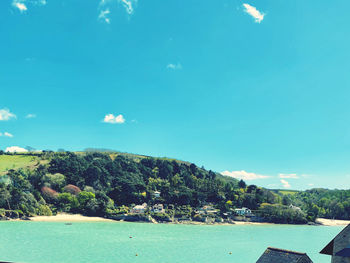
[256,247,313,263]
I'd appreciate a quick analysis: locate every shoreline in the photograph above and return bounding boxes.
[7,214,348,226]
[28,213,115,222]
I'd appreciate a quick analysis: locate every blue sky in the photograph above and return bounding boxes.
[1,0,350,190]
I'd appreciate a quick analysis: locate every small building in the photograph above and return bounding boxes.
[320,224,350,263]
[198,205,218,215]
[153,191,161,198]
[130,203,147,214]
[289,204,302,211]
[256,247,313,263]
[234,207,252,216]
[152,204,165,213]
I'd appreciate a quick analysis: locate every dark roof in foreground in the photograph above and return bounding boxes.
[335,245,350,257]
[320,224,350,255]
[256,247,313,263]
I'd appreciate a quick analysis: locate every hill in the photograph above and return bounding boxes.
[0,151,349,223]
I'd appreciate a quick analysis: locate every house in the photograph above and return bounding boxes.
[320,224,350,263]
[198,205,218,215]
[256,247,313,263]
[289,204,302,211]
[234,207,252,216]
[153,191,161,198]
[152,204,165,213]
[130,203,147,214]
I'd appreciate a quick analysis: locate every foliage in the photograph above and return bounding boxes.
[0,152,349,223]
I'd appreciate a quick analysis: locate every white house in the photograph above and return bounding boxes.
[234,207,252,216]
[130,203,148,214]
[198,205,218,215]
[289,204,301,211]
[153,191,161,198]
[152,204,165,213]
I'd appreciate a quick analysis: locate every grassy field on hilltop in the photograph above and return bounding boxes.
[0,155,40,174]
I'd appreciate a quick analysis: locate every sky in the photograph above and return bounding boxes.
[1,0,350,190]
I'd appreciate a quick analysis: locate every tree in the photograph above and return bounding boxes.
[0,186,11,209]
[238,179,246,189]
[43,173,66,191]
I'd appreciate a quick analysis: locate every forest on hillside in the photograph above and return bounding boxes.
[0,151,349,224]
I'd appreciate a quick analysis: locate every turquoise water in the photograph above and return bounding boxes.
[0,222,342,263]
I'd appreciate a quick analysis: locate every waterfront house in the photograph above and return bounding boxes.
[198,205,218,215]
[320,224,350,263]
[256,247,313,263]
[234,207,252,216]
[130,203,147,214]
[153,191,161,198]
[152,204,165,213]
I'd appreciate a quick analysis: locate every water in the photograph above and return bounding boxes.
[0,222,342,263]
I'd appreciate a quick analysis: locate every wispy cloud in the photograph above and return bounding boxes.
[243,3,265,23]
[25,113,36,119]
[279,173,299,179]
[98,0,137,23]
[0,109,16,121]
[4,132,14,138]
[103,114,125,124]
[167,63,182,70]
[119,0,137,15]
[281,179,291,188]
[98,9,111,24]
[221,170,270,180]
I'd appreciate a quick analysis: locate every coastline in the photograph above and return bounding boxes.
[28,213,115,222]
[315,218,350,226]
[5,214,349,226]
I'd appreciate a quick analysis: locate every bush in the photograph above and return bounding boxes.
[64,184,81,195]
[151,212,171,222]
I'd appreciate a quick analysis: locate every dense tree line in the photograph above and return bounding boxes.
[281,188,350,221]
[0,151,348,223]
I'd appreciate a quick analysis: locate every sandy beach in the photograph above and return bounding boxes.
[315,218,350,226]
[23,214,350,226]
[29,213,115,222]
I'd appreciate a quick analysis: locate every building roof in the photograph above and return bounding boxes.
[256,247,313,263]
[320,224,350,255]
[335,246,350,257]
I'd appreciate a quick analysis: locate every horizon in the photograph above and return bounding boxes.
[1,0,350,191]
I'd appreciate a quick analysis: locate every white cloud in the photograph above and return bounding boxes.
[308,183,314,187]
[119,0,136,15]
[279,173,299,179]
[281,179,291,189]
[0,109,16,121]
[243,3,265,23]
[103,114,125,124]
[98,9,111,24]
[25,113,36,119]
[5,146,28,153]
[13,1,28,12]
[4,132,14,138]
[221,170,270,180]
[167,63,182,70]
[12,0,46,13]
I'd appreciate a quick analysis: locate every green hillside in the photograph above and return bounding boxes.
[0,155,40,175]
[0,151,349,223]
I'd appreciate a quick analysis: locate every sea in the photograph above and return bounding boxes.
[0,221,343,263]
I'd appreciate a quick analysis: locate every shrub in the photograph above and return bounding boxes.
[64,184,81,195]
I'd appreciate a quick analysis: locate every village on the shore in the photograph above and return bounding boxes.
[109,190,301,225]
